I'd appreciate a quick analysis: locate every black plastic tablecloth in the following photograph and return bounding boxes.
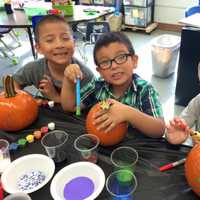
[1,106,199,200]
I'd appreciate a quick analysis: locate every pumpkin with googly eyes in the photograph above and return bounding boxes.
[86,100,128,146]
[0,75,38,131]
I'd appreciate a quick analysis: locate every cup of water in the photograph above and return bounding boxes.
[41,130,69,163]
[74,134,99,164]
[4,193,31,200]
[0,139,11,174]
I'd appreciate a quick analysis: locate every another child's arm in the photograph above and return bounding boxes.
[165,117,190,145]
[61,64,83,112]
[93,99,165,138]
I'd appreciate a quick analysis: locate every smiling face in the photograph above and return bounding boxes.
[35,21,74,67]
[96,42,138,91]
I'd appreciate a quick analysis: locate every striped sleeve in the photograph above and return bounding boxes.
[141,85,163,118]
[80,77,97,108]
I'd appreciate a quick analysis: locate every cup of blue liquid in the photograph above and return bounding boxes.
[111,146,138,173]
[41,130,69,163]
[106,169,137,200]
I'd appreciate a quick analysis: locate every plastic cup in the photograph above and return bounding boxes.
[0,139,11,174]
[111,146,138,173]
[106,169,137,200]
[41,130,69,163]
[74,134,99,163]
[4,193,31,200]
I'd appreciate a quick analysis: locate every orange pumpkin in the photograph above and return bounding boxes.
[86,101,128,146]
[185,143,200,197]
[0,75,38,132]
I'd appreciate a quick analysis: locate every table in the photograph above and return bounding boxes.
[1,105,199,199]
[179,13,200,28]
[0,5,114,59]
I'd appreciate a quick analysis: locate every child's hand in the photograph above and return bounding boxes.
[39,75,60,102]
[93,99,127,133]
[64,64,83,83]
[165,117,190,145]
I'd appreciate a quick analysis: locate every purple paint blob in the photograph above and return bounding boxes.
[64,176,94,200]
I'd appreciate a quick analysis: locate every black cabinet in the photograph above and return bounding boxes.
[175,27,200,106]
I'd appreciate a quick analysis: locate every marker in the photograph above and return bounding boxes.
[76,78,81,116]
[0,182,3,200]
[159,158,186,172]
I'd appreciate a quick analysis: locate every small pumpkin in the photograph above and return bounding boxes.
[86,100,128,146]
[0,75,38,132]
[185,143,200,197]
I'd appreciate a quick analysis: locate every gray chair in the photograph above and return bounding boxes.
[77,21,110,62]
[0,28,21,64]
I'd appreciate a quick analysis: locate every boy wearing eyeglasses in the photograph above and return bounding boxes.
[61,32,165,138]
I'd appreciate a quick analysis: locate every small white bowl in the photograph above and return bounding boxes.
[1,154,55,194]
[50,161,105,200]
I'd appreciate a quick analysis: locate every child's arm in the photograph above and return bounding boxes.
[165,117,190,144]
[93,99,165,138]
[39,75,60,103]
[61,64,83,112]
[13,80,21,90]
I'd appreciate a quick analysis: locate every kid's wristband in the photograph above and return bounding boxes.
[164,128,168,140]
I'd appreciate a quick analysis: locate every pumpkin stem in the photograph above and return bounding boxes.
[3,75,17,98]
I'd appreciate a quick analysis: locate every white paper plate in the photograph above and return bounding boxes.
[50,161,105,200]
[1,154,55,194]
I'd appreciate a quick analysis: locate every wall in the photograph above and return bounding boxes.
[154,0,199,24]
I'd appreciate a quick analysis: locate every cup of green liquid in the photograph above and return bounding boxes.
[111,146,138,174]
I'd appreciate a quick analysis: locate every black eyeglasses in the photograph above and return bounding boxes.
[98,53,132,70]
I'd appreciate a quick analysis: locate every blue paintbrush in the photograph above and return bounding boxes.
[76,78,81,116]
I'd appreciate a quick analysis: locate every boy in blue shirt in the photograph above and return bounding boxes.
[61,32,165,138]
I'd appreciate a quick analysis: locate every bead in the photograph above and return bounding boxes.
[9,143,19,151]
[17,139,27,147]
[40,126,49,134]
[48,122,55,131]
[42,100,48,106]
[35,99,43,106]
[33,131,42,140]
[26,135,34,143]
[48,101,54,108]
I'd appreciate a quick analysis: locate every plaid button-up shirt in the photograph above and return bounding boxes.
[81,74,163,118]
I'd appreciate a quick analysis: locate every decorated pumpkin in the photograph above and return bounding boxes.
[0,75,38,132]
[185,143,200,197]
[86,100,128,146]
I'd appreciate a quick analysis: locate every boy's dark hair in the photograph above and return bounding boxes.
[93,31,135,65]
[34,15,71,43]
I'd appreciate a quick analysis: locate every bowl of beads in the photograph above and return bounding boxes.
[1,154,55,194]
[50,161,105,200]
